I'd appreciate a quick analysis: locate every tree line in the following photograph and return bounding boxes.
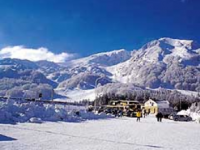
[93,89,200,111]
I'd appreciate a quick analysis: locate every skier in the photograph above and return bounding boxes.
[136,109,142,122]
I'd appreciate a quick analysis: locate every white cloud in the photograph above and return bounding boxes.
[0,46,75,63]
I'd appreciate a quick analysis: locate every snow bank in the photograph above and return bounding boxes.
[177,110,189,115]
[0,99,113,123]
[189,112,200,123]
[188,102,200,123]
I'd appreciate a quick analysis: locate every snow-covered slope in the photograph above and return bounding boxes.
[0,38,199,101]
[0,58,38,70]
[107,38,200,91]
[58,73,112,90]
[0,58,58,99]
[53,49,131,90]
[69,49,131,67]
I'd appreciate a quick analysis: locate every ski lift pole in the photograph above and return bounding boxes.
[51,89,54,101]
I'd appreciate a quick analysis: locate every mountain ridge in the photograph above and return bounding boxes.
[106,38,200,91]
[0,38,199,100]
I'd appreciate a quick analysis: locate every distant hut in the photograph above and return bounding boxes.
[144,99,172,114]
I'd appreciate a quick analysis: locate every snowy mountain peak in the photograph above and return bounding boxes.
[158,37,193,46]
[93,49,128,56]
[0,58,39,70]
[142,38,198,51]
[70,49,131,67]
[137,38,200,64]
[107,38,200,91]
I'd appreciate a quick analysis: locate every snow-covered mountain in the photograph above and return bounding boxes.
[0,58,39,70]
[0,58,57,86]
[0,38,199,100]
[52,38,200,94]
[44,49,130,84]
[107,38,200,91]
[58,72,112,90]
[68,49,131,67]
[0,58,58,99]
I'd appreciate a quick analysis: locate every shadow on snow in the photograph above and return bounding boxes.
[0,134,17,141]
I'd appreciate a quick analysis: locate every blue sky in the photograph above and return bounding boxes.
[0,0,199,58]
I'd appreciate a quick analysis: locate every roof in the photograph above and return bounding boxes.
[156,101,169,108]
[156,100,169,104]
[145,99,170,108]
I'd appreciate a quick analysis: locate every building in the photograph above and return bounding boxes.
[144,99,171,114]
[104,100,143,117]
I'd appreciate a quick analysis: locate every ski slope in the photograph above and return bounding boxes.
[0,115,200,150]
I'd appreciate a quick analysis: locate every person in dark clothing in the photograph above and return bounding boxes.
[75,111,80,116]
[142,109,147,118]
[118,109,123,117]
[160,113,163,122]
[148,109,150,115]
[156,112,163,122]
[113,109,118,117]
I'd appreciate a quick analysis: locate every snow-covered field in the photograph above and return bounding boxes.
[1,115,200,150]
[55,89,96,102]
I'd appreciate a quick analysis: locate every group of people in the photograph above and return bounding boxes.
[104,107,164,122]
[136,109,164,122]
[113,109,123,117]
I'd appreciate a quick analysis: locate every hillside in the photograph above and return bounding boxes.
[0,38,199,101]
[106,38,200,91]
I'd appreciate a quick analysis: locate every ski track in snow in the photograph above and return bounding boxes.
[0,115,200,150]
